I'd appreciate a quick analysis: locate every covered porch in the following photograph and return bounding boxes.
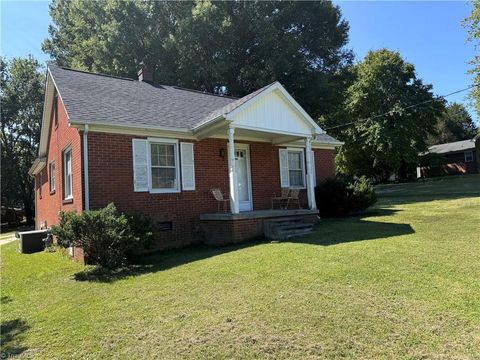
[194,82,323,216]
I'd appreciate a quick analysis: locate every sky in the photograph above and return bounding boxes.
[1,0,478,123]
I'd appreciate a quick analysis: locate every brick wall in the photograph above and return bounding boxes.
[35,99,337,253]
[35,94,83,230]
[314,148,336,183]
[420,150,478,177]
[87,133,336,250]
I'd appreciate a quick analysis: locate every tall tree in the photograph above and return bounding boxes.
[428,102,478,145]
[335,49,445,181]
[464,0,480,117]
[1,57,44,225]
[42,0,352,118]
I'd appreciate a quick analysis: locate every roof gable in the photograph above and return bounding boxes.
[227,83,322,136]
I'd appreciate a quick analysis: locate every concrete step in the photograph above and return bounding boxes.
[277,223,312,231]
[264,217,314,240]
[265,217,304,224]
[278,228,313,239]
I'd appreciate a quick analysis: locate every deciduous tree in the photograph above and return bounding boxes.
[1,57,44,225]
[42,0,352,118]
[336,49,444,181]
[428,102,478,145]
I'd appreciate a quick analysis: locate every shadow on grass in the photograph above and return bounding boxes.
[73,241,260,283]
[73,208,413,283]
[294,217,414,247]
[0,318,29,357]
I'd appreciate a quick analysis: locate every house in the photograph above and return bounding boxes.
[29,65,343,261]
[418,137,479,178]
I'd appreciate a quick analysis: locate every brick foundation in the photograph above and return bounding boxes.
[200,211,319,245]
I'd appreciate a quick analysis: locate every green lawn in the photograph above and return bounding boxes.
[1,175,480,359]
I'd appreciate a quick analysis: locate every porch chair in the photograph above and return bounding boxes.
[286,188,301,209]
[211,188,229,213]
[271,188,290,209]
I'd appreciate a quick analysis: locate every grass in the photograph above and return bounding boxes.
[1,175,479,359]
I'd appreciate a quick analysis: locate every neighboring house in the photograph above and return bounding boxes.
[418,137,479,177]
[29,65,342,260]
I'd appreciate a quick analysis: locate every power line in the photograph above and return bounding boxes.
[324,83,479,131]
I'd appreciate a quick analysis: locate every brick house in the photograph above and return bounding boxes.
[419,137,479,177]
[29,66,342,258]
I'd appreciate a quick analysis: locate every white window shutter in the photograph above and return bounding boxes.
[180,142,195,191]
[279,149,290,188]
[132,139,149,192]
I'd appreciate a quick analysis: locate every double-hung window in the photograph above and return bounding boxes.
[279,148,305,188]
[133,138,192,193]
[149,140,180,192]
[288,150,305,187]
[150,142,177,190]
[63,147,73,199]
[465,151,474,163]
[49,161,55,193]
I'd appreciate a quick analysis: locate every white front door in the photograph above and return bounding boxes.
[235,145,253,211]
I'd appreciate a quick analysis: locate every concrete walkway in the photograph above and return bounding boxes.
[0,232,17,246]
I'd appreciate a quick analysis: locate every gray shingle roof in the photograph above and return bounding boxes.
[48,65,342,146]
[314,133,344,145]
[427,139,476,154]
[49,65,237,130]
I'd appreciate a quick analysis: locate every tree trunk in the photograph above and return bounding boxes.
[23,198,34,226]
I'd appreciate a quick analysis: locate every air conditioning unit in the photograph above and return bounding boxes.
[16,230,48,254]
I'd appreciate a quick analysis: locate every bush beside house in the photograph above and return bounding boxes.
[315,177,377,217]
[51,203,154,268]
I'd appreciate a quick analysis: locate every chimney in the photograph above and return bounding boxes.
[138,66,153,83]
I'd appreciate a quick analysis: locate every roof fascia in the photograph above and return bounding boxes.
[69,121,196,140]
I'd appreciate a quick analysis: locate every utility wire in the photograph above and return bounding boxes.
[324,83,479,131]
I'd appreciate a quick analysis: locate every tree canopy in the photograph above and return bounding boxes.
[428,102,478,145]
[1,56,44,224]
[42,0,353,119]
[464,0,480,117]
[335,49,445,181]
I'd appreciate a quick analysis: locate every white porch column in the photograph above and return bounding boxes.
[228,126,240,214]
[305,138,317,210]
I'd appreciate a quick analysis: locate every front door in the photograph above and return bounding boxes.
[235,145,253,211]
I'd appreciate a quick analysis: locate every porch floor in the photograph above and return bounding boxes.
[199,208,318,221]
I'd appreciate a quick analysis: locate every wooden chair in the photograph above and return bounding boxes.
[211,188,229,213]
[271,188,290,209]
[286,188,301,209]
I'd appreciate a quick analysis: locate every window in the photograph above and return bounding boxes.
[288,151,304,187]
[465,151,474,163]
[149,141,179,192]
[49,162,55,193]
[63,147,73,199]
[133,138,184,193]
[279,149,305,188]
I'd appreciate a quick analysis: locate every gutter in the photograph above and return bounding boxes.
[28,157,46,177]
[83,124,90,211]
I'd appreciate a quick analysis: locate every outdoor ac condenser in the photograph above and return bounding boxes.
[16,229,48,254]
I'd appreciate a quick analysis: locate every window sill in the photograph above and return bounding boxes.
[50,190,56,195]
[63,198,73,204]
[149,189,180,194]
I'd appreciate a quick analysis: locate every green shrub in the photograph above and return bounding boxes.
[315,176,377,217]
[51,203,154,268]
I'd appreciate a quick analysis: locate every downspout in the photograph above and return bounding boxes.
[83,124,90,211]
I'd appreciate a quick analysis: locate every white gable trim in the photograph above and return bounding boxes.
[225,82,323,135]
[37,68,72,159]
